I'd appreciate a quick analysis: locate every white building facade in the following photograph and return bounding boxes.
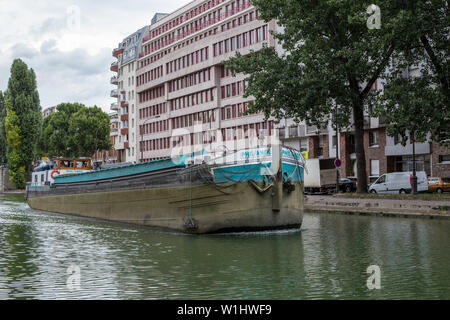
[111,26,148,163]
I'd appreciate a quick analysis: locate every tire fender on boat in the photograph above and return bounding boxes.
[51,170,60,179]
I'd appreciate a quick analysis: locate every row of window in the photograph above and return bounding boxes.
[220,122,275,141]
[137,65,164,87]
[139,102,167,119]
[142,0,251,57]
[147,0,227,41]
[221,80,248,99]
[221,102,262,120]
[140,120,169,135]
[171,121,275,148]
[168,68,212,93]
[140,137,171,152]
[139,49,171,69]
[170,88,215,111]
[139,4,258,68]
[166,47,209,74]
[139,85,165,103]
[220,9,259,33]
[213,25,268,57]
[172,110,216,129]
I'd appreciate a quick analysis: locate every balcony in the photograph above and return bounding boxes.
[110,102,119,111]
[121,101,129,108]
[110,61,118,72]
[110,76,118,85]
[121,128,129,136]
[110,128,119,136]
[121,114,129,121]
[306,125,328,135]
[110,89,118,98]
[124,142,129,149]
[112,47,124,57]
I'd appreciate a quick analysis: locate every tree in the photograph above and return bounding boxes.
[68,106,111,157]
[225,0,424,193]
[40,103,111,158]
[4,94,26,188]
[375,0,449,145]
[0,90,6,164]
[6,59,42,188]
[40,103,84,157]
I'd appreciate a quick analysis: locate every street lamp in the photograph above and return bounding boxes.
[411,131,418,194]
[334,106,340,194]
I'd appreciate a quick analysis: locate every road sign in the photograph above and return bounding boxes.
[334,158,342,168]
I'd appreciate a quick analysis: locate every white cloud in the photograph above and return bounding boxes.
[0,0,184,113]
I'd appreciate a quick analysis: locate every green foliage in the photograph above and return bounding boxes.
[0,90,6,164]
[5,59,42,189]
[4,94,26,189]
[374,76,448,145]
[374,0,449,145]
[40,103,111,158]
[224,0,416,192]
[40,103,84,157]
[68,106,111,157]
[225,0,449,191]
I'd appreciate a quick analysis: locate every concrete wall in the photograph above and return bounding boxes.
[0,167,17,193]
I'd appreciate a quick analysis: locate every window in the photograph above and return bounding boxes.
[300,138,308,153]
[369,131,379,147]
[376,175,386,184]
[370,160,380,176]
[394,133,402,145]
[439,155,450,164]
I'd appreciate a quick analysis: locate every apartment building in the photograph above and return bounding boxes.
[136,0,278,162]
[279,78,450,182]
[111,26,148,163]
[42,106,56,118]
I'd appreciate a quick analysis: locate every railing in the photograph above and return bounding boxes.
[110,90,118,97]
[110,76,118,84]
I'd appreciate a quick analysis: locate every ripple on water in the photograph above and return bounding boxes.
[1,195,450,299]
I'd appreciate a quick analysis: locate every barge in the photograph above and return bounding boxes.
[26,146,305,234]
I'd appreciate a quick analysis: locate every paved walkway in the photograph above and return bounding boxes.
[305,194,450,220]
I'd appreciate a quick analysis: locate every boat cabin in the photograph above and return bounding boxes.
[28,158,93,189]
[55,158,92,170]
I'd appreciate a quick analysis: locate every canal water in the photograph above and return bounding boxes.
[0,194,449,300]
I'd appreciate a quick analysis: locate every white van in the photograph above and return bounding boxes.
[368,171,428,194]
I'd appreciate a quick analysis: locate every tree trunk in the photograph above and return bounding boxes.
[353,102,368,193]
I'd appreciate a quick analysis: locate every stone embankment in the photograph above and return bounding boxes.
[305,194,450,220]
[0,167,24,194]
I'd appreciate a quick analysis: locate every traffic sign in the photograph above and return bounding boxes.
[334,158,342,168]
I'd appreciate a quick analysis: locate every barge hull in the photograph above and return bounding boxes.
[27,182,304,234]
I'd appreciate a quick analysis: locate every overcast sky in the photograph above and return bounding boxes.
[0,0,185,113]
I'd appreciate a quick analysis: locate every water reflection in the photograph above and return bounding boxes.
[0,194,449,300]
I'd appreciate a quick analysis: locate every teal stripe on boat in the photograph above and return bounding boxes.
[53,158,181,184]
[213,162,304,184]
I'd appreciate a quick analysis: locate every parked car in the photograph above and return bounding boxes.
[428,177,450,193]
[340,178,357,193]
[368,171,428,194]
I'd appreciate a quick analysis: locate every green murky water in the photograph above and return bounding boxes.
[0,194,449,300]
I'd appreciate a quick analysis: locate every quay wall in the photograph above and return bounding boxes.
[0,167,17,193]
[305,194,450,220]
